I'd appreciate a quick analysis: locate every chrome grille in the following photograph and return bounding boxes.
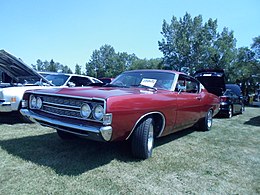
[31,94,104,122]
[42,96,83,107]
[43,105,81,118]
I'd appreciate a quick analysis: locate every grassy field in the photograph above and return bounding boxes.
[0,107,259,194]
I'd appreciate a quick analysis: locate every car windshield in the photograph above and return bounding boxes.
[45,74,69,86]
[111,71,175,90]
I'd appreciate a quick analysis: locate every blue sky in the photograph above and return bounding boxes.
[1,0,259,72]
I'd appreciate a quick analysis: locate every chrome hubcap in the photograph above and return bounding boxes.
[147,124,154,152]
[207,110,213,128]
[228,106,232,118]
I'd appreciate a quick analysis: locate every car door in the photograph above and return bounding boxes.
[174,75,203,129]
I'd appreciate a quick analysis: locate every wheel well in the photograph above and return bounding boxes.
[126,112,165,140]
[151,113,164,137]
[137,113,165,138]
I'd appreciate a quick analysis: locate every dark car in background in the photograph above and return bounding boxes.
[220,84,245,117]
[194,70,244,118]
[39,72,102,87]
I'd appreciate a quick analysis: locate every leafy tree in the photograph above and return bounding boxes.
[113,52,138,76]
[228,44,260,95]
[86,45,117,78]
[32,59,72,73]
[32,59,44,71]
[86,45,141,78]
[75,64,82,75]
[85,44,164,78]
[129,58,162,70]
[62,65,73,74]
[251,36,260,61]
[211,27,237,71]
[47,59,57,72]
[158,13,236,74]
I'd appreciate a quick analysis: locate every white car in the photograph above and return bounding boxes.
[39,72,102,87]
[0,50,101,113]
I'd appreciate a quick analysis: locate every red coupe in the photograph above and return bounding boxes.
[20,70,220,159]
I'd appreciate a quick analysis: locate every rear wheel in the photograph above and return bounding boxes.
[131,117,154,159]
[56,130,76,140]
[198,109,213,131]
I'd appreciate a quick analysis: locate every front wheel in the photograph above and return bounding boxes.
[198,109,213,131]
[131,117,154,159]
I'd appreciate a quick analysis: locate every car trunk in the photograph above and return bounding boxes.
[194,70,226,96]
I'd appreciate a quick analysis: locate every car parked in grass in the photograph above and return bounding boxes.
[194,69,244,118]
[20,69,220,159]
[0,50,53,113]
[221,84,245,117]
[39,72,102,87]
[0,50,101,113]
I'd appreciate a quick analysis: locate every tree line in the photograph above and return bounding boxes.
[32,13,259,94]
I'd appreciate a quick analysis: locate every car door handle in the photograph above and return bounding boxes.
[196,97,202,100]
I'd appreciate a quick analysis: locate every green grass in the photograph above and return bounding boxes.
[0,108,260,194]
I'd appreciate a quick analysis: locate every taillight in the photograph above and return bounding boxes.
[220,96,228,102]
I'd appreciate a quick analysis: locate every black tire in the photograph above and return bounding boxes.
[56,130,76,140]
[198,109,213,131]
[131,117,154,159]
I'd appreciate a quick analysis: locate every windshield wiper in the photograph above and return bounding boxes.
[130,84,157,91]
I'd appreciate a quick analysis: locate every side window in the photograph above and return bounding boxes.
[186,79,199,93]
[175,78,186,92]
[69,76,91,87]
[176,75,199,93]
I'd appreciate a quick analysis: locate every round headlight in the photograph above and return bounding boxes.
[30,95,37,109]
[93,105,104,120]
[36,97,43,109]
[80,103,91,118]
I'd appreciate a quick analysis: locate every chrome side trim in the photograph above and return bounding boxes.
[126,111,166,140]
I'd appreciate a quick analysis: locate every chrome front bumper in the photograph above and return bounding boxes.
[20,109,112,142]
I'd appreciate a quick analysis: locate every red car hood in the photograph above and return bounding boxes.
[31,86,161,99]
